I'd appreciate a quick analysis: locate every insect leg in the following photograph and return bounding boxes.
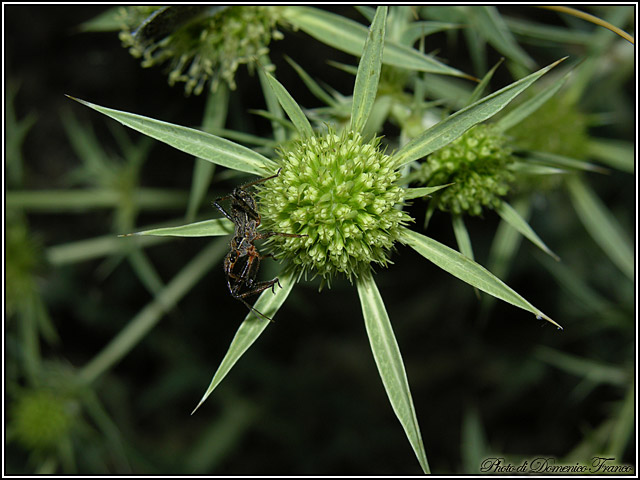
[232,278,281,299]
[238,297,276,323]
[230,169,283,221]
[213,194,235,222]
[238,168,282,190]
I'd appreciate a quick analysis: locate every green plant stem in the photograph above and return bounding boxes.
[7,188,189,211]
[46,234,170,266]
[78,238,228,384]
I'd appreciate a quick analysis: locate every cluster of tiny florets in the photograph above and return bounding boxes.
[508,98,589,159]
[119,6,283,94]
[257,130,411,285]
[415,124,514,216]
[11,390,75,451]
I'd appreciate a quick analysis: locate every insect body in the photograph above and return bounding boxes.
[214,170,305,322]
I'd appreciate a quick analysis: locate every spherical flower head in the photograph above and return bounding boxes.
[416,124,514,216]
[11,390,75,451]
[257,129,412,286]
[119,6,284,95]
[508,97,589,159]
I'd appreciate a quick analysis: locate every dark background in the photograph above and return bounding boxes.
[5,5,635,475]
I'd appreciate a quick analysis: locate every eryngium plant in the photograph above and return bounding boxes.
[118,6,284,94]
[70,8,566,473]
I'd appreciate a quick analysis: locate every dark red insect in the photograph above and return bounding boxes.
[214,169,305,322]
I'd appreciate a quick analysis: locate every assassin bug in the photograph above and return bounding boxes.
[213,169,305,322]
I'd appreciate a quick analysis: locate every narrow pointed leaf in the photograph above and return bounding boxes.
[356,271,430,474]
[262,71,314,138]
[60,109,112,177]
[127,248,166,297]
[486,197,530,279]
[503,16,594,46]
[461,405,489,473]
[566,176,633,281]
[66,96,274,176]
[354,5,375,22]
[78,6,122,32]
[586,138,634,173]
[479,197,530,322]
[204,126,276,147]
[464,58,504,108]
[248,109,295,131]
[495,201,560,261]
[535,249,612,314]
[400,21,463,46]
[326,60,358,77]
[362,95,393,140]
[186,83,229,221]
[463,25,489,81]
[350,6,387,133]
[540,5,635,45]
[609,384,635,459]
[402,227,562,328]
[285,55,337,107]
[510,161,568,177]
[257,57,286,143]
[525,151,609,174]
[121,219,234,238]
[465,6,536,69]
[46,233,169,266]
[186,160,215,222]
[192,270,296,414]
[403,184,452,200]
[495,70,570,132]
[393,58,566,167]
[282,6,471,79]
[535,347,628,386]
[452,215,480,299]
[452,215,475,262]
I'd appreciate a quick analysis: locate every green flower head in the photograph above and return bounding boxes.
[11,389,75,451]
[508,97,590,159]
[415,124,515,216]
[257,129,412,286]
[119,6,284,94]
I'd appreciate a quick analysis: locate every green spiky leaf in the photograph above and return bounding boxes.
[356,270,430,474]
[66,96,275,176]
[393,58,566,167]
[495,201,560,261]
[192,270,296,414]
[121,219,234,238]
[402,227,562,329]
[282,6,471,79]
[350,6,387,134]
[262,71,314,138]
[566,175,633,281]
